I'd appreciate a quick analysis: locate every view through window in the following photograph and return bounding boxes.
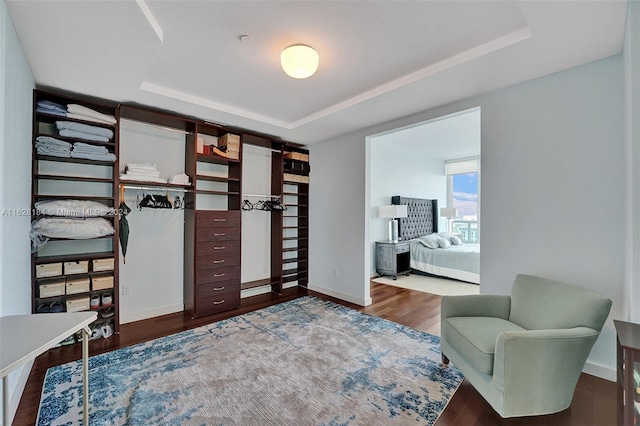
[450,172,479,242]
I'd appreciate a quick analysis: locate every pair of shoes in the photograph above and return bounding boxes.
[59,335,75,346]
[89,325,102,340]
[37,302,64,313]
[102,292,112,307]
[101,322,113,338]
[90,294,100,309]
[101,307,114,319]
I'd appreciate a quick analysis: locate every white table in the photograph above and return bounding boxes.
[0,312,97,425]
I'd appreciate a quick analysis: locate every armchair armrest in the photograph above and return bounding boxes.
[492,327,601,415]
[441,294,511,320]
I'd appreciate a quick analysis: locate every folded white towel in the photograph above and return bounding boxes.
[56,121,114,139]
[125,168,161,177]
[169,174,190,185]
[66,104,117,125]
[71,151,116,162]
[36,136,73,148]
[120,174,167,184]
[66,113,115,126]
[126,163,158,171]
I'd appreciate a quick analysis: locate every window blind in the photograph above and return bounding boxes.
[445,157,479,175]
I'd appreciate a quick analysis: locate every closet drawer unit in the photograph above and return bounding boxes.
[195,279,240,299]
[196,227,241,243]
[194,287,240,316]
[196,210,241,228]
[195,265,241,285]
[195,252,241,271]
[195,240,240,257]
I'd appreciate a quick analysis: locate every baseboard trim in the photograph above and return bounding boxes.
[307,283,372,306]
[583,360,616,382]
[120,303,184,325]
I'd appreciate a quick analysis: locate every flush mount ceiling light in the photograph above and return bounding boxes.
[280,45,319,79]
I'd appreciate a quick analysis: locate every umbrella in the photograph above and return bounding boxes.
[118,186,131,264]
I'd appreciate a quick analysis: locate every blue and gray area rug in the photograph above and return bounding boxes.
[38,296,463,425]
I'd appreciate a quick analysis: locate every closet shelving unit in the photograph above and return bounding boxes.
[184,122,243,318]
[31,88,120,339]
[271,145,310,294]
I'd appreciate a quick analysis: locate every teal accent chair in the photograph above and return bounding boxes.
[440,274,612,418]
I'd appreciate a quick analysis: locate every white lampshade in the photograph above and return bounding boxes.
[440,207,457,218]
[379,205,408,218]
[281,45,319,79]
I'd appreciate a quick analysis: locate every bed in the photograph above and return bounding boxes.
[392,196,480,284]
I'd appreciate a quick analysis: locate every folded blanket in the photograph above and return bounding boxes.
[65,113,114,126]
[125,169,161,177]
[126,163,158,171]
[71,151,117,162]
[169,174,190,185]
[66,104,117,125]
[36,136,73,148]
[59,129,109,143]
[72,142,110,153]
[37,100,67,114]
[56,121,114,139]
[36,107,66,117]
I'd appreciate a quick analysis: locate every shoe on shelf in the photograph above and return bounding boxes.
[101,322,113,338]
[101,307,114,319]
[60,335,75,346]
[90,294,100,309]
[101,292,112,307]
[89,325,102,341]
[36,304,50,313]
[49,301,64,313]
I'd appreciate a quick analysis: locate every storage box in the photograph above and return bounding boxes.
[39,280,65,298]
[283,173,297,183]
[36,262,62,278]
[92,276,114,290]
[299,175,310,184]
[64,260,89,275]
[66,296,90,313]
[92,258,114,272]
[300,153,309,162]
[66,278,90,295]
[219,133,240,147]
[284,152,303,161]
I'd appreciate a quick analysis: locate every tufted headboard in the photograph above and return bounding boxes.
[391,196,438,240]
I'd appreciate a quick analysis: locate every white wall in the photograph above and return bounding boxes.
[625,0,640,323]
[369,141,446,274]
[118,121,185,323]
[0,0,34,421]
[241,144,272,285]
[310,55,624,379]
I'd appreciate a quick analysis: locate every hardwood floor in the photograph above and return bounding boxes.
[13,283,616,425]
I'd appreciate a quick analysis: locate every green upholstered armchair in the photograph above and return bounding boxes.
[440,274,612,418]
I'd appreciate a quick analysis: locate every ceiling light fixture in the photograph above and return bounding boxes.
[280,44,319,79]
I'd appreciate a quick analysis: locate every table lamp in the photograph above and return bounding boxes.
[440,207,457,233]
[379,205,408,242]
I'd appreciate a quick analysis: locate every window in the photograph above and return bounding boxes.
[446,157,479,243]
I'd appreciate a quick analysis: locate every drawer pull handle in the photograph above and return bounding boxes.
[213,286,225,291]
[213,273,225,278]
[214,246,225,250]
[213,300,225,305]
[213,260,225,264]
[214,233,226,236]
[214,218,226,222]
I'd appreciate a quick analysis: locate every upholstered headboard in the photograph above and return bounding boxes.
[391,196,438,240]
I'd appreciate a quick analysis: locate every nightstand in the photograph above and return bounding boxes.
[375,241,411,280]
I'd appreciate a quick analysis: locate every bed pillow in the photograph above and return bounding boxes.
[418,234,440,249]
[435,234,451,248]
[32,217,115,239]
[35,199,114,217]
[450,235,463,246]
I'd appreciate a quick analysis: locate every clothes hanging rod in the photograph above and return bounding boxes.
[120,118,191,135]
[242,193,281,198]
[121,184,191,193]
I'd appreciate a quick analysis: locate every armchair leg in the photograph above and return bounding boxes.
[442,353,449,364]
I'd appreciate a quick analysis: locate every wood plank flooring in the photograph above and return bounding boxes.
[13,282,616,425]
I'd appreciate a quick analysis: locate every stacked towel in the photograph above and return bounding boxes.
[56,121,114,142]
[120,163,167,183]
[35,136,72,158]
[169,174,190,185]
[36,100,67,117]
[66,104,117,125]
[71,142,116,162]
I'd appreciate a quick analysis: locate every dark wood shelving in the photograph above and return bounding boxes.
[34,251,115,264]
[119,180,192,189]
[196,175,240,183]
[197,154,240,165]
[35,270,114,282]
[34,194,116,201]
[36,155,116,166]
[241,278,280,290]
[34,174,115,184]
[283,236,308,241]
[46,235,115,242]
[282,247,308,253]
[283,257,303,264]
[194,189,240,196]
[283,225,308,230]
[283,215,308,218]
[282,267,307,276]
[282,274,307,284]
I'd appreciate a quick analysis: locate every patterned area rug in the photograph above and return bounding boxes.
[38,296,463,425]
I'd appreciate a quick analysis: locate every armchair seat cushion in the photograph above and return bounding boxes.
[443,316,525,375]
